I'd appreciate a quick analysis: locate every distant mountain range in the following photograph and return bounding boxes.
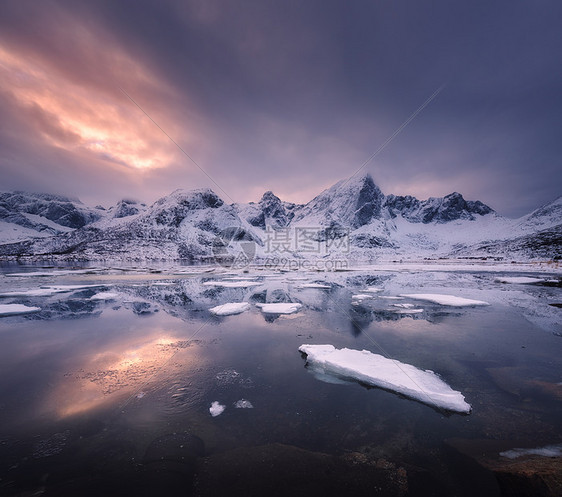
[0,174,560,262]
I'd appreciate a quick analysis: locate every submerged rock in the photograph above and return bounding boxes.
[194,443,408,496]
[446,438,562,497]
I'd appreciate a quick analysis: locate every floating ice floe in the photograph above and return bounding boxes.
[234,399,254,408]
[203,281,261,288]
[352,294,374,300]
[298,344,471,413]
[364,287,384,293]
[256,303,302,314]
[209,302,250,316]
[297,283,331,289]
[90,292,120,301]
[0,288,62,297]
[500,444,562,459]
[390,303,424,314]
[399,294,490,307]
[5,269,99,277]
[0,304,41,316]
[0,284,105,298]
[209,401,225,417]
[495,276,545,285]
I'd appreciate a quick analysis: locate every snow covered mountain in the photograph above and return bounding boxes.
[289,174,385,230]
[0,175,559,261]
[238,191,297,229]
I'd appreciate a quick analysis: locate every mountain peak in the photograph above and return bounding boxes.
[260,190,281,204]
[293,172,384,229]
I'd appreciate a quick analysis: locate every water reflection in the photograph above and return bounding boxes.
[0,265,561,496]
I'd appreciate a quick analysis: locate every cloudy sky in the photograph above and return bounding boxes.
[0,0,560,217]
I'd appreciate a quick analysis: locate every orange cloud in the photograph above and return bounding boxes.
[0,31,192,173]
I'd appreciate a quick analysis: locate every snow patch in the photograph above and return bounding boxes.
[299,344,471,413]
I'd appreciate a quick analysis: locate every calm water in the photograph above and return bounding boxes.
[0,264,560,496]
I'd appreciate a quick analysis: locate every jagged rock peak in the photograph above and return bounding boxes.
[0,191,100,228]
[295,173,385,229]
[260,190,280,203]
[385,191,494,223]
[112,198,145,219]
[259,190,292,228]
[153,188,224,209]
[147,188,225,227]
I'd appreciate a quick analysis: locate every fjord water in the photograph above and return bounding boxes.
[0,264,560,496]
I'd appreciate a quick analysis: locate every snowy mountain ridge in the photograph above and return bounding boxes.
[0,175,560,261]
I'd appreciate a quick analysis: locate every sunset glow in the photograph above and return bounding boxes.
[0,44,182,172]
[0,1,560,214]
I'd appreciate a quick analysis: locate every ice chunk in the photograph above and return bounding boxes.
[0,288,61,297]
[500,444,562,459]
[203,281,260,288]
[299,344,471,413]
[209,401,225,417]
[364,287,384,293]
[234,399,254,408]
[256,303,302,314]
[0,284,104,297]
[400,294,489,307]
[209,302,250,316]
[495,276,545,284]
[352,294,374,300]
[90,292,119,301]
[391,303,424,314]
[45,284,105,291]
[297,283,331,289]
[0,304,41,316]
[5,269,98,277]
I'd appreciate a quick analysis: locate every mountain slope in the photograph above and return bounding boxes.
[0,174,558,261]
[0,189,260,261]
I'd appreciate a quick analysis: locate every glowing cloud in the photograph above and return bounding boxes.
[0,36,185,172]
